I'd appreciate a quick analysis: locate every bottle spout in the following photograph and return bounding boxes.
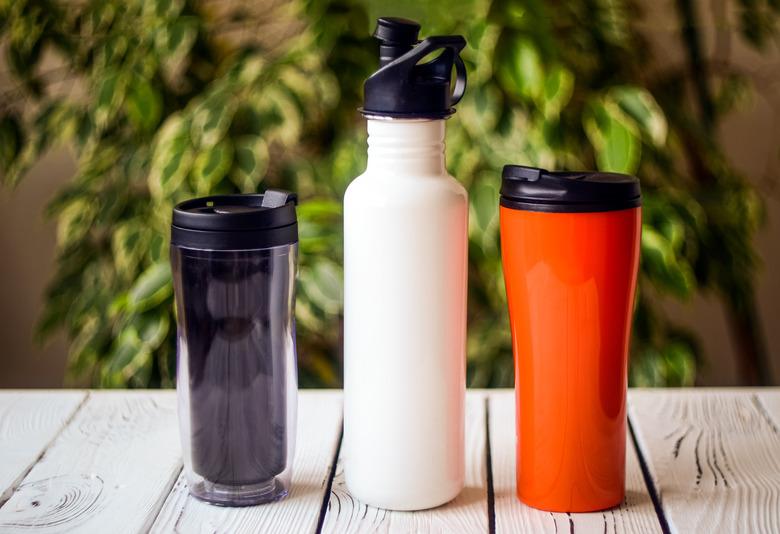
[374,17,421,67]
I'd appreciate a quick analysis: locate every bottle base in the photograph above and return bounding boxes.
[356,492,458,512]
[189,477,289,507]
[346,476,463,511]
[517,492,624,513]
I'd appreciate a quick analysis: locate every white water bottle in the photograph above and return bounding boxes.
[343,17,469,511]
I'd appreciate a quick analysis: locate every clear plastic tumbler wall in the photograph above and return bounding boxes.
[499,165,641,512]
[170,190,298,506]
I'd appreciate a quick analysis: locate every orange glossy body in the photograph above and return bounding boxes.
[499,206,641,512]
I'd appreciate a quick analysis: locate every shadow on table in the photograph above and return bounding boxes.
[448,485,485,509]
[623,488,658,514]
[288,482,326,502]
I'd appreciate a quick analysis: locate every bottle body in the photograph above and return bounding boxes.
[500,206,640,512]
[343,119,468,510]
[172,243,298,506]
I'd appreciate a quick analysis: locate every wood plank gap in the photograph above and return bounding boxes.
[484,395,495,534]
[141,463,184,534]
[0,391,181,533]
[315,421,343,534]
[320,393,489,532]
[0,391,90,509]
[751,394,780,434]
[150,391,343,533]
[491,391,660,532]
[627,415,671,534]
[628,390,780,532]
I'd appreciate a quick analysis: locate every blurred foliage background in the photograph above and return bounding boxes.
[0,0,776,388]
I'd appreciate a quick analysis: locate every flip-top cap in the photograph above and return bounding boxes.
[362,17,467,119]
[171,190,298,250]
[500,165,641,213]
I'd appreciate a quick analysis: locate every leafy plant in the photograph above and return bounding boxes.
[0,0,775,387]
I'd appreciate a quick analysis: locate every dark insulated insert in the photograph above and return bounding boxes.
[174,247,293,485]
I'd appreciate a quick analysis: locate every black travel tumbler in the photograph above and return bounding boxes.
[170,190,298,506]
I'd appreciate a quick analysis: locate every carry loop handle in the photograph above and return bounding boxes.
[451,54,467,105]
[387,35,468,106]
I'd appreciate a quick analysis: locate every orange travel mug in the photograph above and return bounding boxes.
[499,165,641,512]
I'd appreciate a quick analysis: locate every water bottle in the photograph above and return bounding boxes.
[499,165,641,511]
[170,190,298,506]
[343,17,469,511]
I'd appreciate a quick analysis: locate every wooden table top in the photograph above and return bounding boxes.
[0,389,777,533]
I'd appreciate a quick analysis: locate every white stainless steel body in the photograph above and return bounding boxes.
[343,118,468,510]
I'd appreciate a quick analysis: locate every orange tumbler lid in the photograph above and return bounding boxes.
[500,165,641,213]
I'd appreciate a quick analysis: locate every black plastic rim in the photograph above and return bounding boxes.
[359,107,456,119]
[171,192,298,250]
[499,197,641,213]
[500,165,641,213]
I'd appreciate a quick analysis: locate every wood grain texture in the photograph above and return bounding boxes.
[0,391,180,534]
[0,391,87,505]
[489,391,661,533]
[629,388,780,534]
[321,392,488,534]
[151,391,342,534]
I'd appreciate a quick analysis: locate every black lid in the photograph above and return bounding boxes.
[171,190,298,250]
[500,165,641,213]
[361,17,467,119]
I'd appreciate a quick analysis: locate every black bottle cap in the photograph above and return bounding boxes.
[171,190,298,250]
[500,165,641,213]
[362,17,467,119]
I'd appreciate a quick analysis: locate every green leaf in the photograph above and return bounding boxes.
[192,139,233,195]
[87,2,117,34]
[125,79,163,133]
[102,327,153,388]
[471,178,499,234]
[41,101,79,144]
[0,115,22,172]
[509,38,543,101]
[112,220,147,280]
[469,177,500,254]
[230,135,269,192]
[641,225,695,297]
[191,91,235,148]
[298,199,342,219]
[301,261,342,315]
[610,86,667,146]
[260,85,302,146]
[663,341,696,385]
[298,199,342,254]
[149,115,194,200]
[149,233,166,263]
[150,0,184,20]
[94,70,127,130]
[159,16,197,57]
[135,312,170,351]
[542,65,574,117]
[584,100,640,174]
[128,263,172,312]
[56,198,97,249]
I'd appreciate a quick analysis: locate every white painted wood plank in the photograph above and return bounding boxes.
[0,391,87,504]
[755,389,780,430]
[629,388,780,534]
[0,391,180,533]
[490,391,661,533]
[321,392,488,534]
[151,390,342,534]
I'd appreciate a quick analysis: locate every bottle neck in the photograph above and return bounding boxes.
[365,118,446,175]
